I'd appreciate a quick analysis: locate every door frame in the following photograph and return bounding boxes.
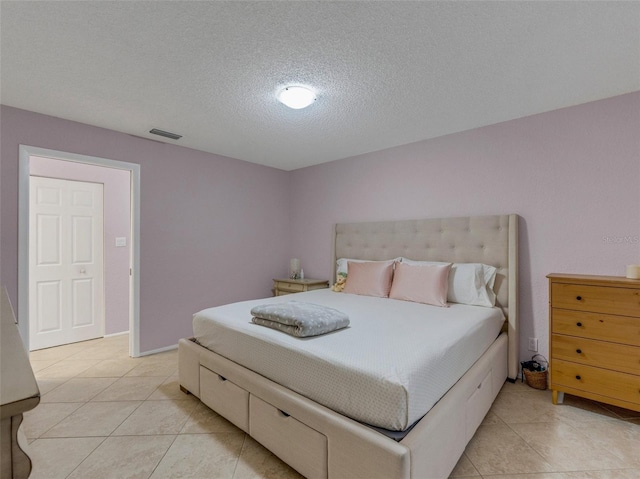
[18,145,141,357]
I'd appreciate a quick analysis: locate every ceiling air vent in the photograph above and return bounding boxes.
[149,128,182,140]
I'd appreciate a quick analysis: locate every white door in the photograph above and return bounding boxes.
[29,176,105,350]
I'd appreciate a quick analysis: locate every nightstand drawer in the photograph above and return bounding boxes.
[273,279,329,297]
[277,282,305,292]
[552,334,640,375]
[551,283,640,317]
[551,309,640,346]
[551,359,640,406]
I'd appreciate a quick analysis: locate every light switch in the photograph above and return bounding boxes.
[115,237,127,247]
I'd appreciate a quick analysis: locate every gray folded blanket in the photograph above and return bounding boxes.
[251,301,350,338]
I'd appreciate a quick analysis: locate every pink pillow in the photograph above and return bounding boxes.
[342,260,395,298]
[389,262,452,307]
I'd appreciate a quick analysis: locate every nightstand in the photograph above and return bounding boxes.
[273,278,329,296]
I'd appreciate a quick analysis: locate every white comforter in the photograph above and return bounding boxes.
[193,289,504,431]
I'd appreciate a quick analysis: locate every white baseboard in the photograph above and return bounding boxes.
[104,331,129,338]
[138,343,178,357]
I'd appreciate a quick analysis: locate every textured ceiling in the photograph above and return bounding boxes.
[1,1,639,171]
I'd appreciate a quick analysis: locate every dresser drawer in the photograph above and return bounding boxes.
[551,309,640,346]
[250,395,327,479]
[200,366,249,433]
[551,359,640,406]
[552,334,640,375]
[551,283,640,317]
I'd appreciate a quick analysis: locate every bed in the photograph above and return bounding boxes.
[179,214,519,479]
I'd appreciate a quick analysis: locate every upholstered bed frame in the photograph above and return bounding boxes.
[179,214,519,479]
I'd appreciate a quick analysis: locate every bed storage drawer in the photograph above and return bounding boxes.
[465,370,492,442]
[249,395,328,479]
[200,366,249,432]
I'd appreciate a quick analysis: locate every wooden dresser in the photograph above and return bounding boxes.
[548,273,640,412]
[273,278,329,296]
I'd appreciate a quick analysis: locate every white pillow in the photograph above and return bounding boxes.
[401,258,497,307]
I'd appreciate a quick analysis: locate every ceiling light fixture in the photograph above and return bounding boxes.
[277,86,316,109]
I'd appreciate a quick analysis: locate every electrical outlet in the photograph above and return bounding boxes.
[528,337,538,352]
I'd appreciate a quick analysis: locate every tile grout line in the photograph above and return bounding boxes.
[33,344,121,478]
[109,368,194,477]
[62,436,109,479]
[26,401,85,441]
[231,433,249,479]
[501,417,563,473]
[136,433,180,479]
[28,338,639,479]
[474,391,557,476]
[28,337,182,478]
[502,411,638,473]
[143,377,208,477]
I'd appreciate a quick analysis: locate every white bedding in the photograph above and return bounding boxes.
[193,289,504,431]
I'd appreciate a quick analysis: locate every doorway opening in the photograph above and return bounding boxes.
[18,145,141,357]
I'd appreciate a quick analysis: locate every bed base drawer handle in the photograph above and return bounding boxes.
[218,375,227,382]
[278,409,290,418]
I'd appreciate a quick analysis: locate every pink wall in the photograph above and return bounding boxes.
[290,92,640,362]
[2,93,638,359]
[29,156,131,335]
[1,106,291,353]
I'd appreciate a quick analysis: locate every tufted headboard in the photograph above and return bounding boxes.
[334,214,519,380]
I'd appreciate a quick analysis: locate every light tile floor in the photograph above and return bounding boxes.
[23,335,640,479]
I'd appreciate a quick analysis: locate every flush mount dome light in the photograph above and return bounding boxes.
[278,86,316,109]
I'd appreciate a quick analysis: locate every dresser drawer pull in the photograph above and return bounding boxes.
[576,295,582,301]
[576,322,583,327]
[575,375,582,380]
[576,349,582,354]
